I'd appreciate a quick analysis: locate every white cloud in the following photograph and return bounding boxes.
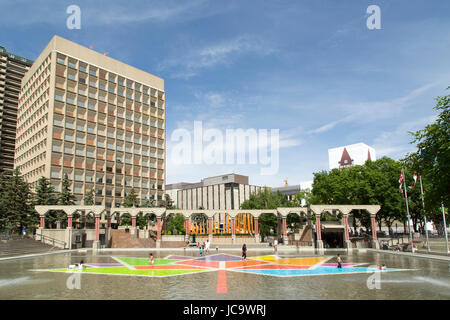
[372,115,437,159]
[307,83,437,135]
[159,35,277,79]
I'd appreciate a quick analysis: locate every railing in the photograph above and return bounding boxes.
[290,240,313,247]
[35,234,67,249]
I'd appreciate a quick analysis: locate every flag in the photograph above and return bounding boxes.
[412,171,418,189]
[399,171,404,193]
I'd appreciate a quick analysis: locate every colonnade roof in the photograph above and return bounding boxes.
[35,205,380,218]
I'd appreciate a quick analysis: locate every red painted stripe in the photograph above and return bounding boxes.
[216,270,227,293]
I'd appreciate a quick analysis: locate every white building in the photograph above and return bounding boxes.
[328,143,376,170]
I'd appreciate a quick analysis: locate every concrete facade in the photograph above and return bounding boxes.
[166,173,264,210]
[14,35,166,207]
[0,46,33,174]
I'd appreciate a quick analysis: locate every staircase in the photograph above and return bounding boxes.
[110,229,156,248]
[0,235,60,258]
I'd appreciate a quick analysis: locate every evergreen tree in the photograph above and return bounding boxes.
[0,169,35,233]
[84,189,95,205]
[59,173,76,205]
[34,177,58,205]
[122,188,139,208]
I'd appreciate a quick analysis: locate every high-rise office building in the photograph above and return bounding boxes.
[14,36,166,207]
[0,46,33,174]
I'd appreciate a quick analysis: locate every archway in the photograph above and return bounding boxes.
[258,212,278,242]
[190,213,209,236]
[44,210,67,229]
[235,213,255,236]
[320,211,344,248]
[164,213,185,236]
[119,212,132,227]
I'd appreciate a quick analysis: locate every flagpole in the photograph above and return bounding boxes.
[441,202,449,254]
[419,175,430,252]
[402,169,413,252]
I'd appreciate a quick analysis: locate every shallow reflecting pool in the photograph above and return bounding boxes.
[0,250,449,299]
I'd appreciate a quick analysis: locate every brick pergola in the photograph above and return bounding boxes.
[34,204,381,249]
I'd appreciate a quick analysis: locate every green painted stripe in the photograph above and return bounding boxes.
[42,267,204,277]
[116,257,180,266]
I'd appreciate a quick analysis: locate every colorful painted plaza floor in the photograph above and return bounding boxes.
[34,253,413,293]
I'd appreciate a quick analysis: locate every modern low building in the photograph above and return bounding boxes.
[14,35,166,208]
[328,142,376,170]
[0,46,33,174]
[166,173,265,210]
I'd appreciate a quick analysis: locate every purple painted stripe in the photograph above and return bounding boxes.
[321,263,357,267]
[87,263,123,267]
[166,256,194,260]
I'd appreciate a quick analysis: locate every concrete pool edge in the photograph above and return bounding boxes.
[367,249,450,262]
[2,247,449,263]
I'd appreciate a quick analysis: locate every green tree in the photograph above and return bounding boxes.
[166,213,186,235]
[34,177,58,206]
[59,173,76,205]
[159,194,176,209]
[311,157,407,233]
[241,187,294,236]
[408,89,449,208]
[122,188,139,208]
[84,189,95,205]
[0,169,36,233]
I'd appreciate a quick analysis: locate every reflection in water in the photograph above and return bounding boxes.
[0,251,448,299]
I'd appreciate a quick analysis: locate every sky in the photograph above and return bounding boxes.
[1,0,449,187]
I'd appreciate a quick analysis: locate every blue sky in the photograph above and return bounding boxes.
[1,0,449,187]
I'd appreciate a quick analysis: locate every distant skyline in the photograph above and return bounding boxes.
[1,0,449,187]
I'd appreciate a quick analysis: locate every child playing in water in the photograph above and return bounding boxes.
[148,253,154,266]
[337,254,343,269]
[199,245,203,256]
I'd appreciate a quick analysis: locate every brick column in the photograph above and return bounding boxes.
[316,216,322,240]
[156,217,162,241]
[132,216,136,228]
[254,218,259,236]
[40,216,45,228]
[231,217,235,236]
[107,216,111,228]
[208,218,213,236]
[282,217,287,237]
[277,218,281,235]
[185,218,190,235]
[343,215,350,241]
[68,216,73,228]
[371,215,377,240]
[83,217,87,229]
[95,216,100,241]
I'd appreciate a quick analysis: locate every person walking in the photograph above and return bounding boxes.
[273,238,278,252]
[337,254,343,269]
[199,245,203,256]
[205,239,210,254]
[242,244,247,260]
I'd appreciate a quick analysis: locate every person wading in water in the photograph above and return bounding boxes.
[337,254,343,269]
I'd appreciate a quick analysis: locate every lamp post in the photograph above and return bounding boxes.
[441,202,449,254]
